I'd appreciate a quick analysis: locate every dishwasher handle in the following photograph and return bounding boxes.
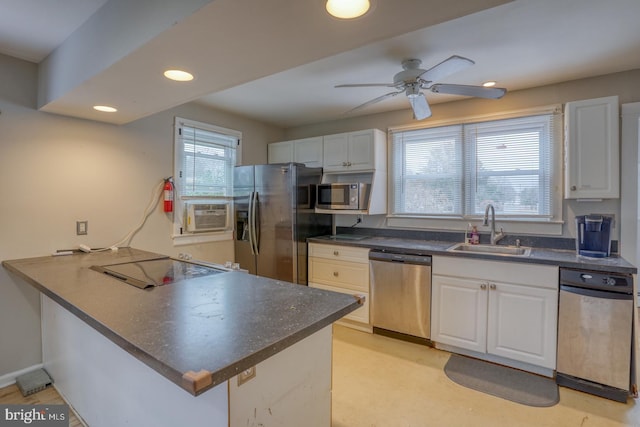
[368,250,431,266]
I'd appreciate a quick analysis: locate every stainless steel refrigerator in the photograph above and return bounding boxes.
[234,163,331,284]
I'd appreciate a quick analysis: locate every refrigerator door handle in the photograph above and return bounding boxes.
[252,191,260,255]
[248,191,257,255]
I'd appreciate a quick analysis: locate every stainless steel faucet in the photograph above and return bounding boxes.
[482,204,505,245]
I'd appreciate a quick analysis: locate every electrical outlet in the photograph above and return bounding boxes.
[237,366,256,386]
[76,221,88,235]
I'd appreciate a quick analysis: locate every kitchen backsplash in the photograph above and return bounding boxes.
[335,226,618,254]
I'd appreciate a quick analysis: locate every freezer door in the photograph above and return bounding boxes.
[557,286,633,390]
[233,166,256,275]
[254,164,296,283]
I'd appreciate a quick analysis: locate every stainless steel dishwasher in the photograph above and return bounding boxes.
[369,250,432,340]
[556,268,635,402]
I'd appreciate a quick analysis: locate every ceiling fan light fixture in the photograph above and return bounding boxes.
[163,69,194,82]
[405,84,421,99]
[326,0,370,19]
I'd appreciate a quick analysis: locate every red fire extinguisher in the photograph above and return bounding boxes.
[163,178,174,213]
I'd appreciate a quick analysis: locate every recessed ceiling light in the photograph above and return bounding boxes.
[326,0,370,19]
[93,105,117,113]
[482,81,497,87]
[163,69,194,82]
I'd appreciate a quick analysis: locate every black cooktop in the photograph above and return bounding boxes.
[91,257,224,289]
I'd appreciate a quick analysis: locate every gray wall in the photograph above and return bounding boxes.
[0,53,283,381]
[283,69,640,242]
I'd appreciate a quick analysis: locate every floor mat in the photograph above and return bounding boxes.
[444,354,559,407]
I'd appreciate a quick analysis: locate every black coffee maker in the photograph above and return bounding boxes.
[575,214,613,258]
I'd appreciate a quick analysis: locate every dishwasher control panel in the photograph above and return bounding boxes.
[560,268,632,293]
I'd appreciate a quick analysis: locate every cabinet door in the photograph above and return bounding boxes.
[431,275,487,353]
[565,96,619,199]
[322,133,349,171]
[347,130,375,170]
[268,141,294,164]
[293,137,323,167]
[486,282,558,369]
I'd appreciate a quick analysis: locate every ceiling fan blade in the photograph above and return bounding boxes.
[347,90,404,113]
[420,55,474,84]
[431,83,507,99]
[409,93,432,120]
[336,83,399,88]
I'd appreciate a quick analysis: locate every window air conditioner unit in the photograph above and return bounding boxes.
[185,202,229,232]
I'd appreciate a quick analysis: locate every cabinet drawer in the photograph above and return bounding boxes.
[310,282,369,324]
[308,243,369,263]
[309,258,369,292]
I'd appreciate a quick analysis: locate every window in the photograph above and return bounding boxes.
[173,117,240,243]
[391,110,559,222]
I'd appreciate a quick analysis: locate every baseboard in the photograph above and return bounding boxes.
[0,363,44,389]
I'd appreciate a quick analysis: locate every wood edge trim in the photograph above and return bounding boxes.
[181,369,213,395]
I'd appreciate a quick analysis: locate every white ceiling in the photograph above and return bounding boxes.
[2,0,640,128]
[0,0,108,62]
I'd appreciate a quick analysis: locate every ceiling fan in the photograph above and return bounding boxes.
[335,55,507,120]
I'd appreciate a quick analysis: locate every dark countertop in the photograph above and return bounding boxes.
[2,248,361,396]
[309,235,637,274]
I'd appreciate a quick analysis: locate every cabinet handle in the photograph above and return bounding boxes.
[480,283,487,290]
[489,283,496,290]
[333,251,339,256]
[347,161,352,166]
[571,185,577,191]
[333,271,339,277]
[342,162,347,167]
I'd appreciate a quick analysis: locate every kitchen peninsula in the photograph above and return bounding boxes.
[2,248,361,427]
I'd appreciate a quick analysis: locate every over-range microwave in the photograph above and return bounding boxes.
[316,183,370,210]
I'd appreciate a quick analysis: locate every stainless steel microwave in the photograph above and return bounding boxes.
[316,183,370,210]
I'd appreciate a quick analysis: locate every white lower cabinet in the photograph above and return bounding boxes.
[431,256,558,371]
[308,242,371,331]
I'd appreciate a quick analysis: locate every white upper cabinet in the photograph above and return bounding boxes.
[322,129,386,173]
[267,137,323,167]
[267,141,294,164]
[293,137,323,168]
[564,95,619,199]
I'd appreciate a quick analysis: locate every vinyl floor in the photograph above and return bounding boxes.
[331,324,640,427]
[0,383,84,426]
[1,325,638,427]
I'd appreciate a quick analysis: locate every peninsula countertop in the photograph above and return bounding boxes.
[2,248,361,396]
[308,235,637,274]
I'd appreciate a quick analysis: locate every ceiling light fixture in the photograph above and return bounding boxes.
[163,69,194,82]
[326,0,370,19]
[482,81,497,87]
[93,105,117,113]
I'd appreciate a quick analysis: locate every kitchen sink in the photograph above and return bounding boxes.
[447,242,531,256]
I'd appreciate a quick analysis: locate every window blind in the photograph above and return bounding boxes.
[392,125,463,215]
[390,111,558,220]
[178,124,237,198]
[464,115,554,217]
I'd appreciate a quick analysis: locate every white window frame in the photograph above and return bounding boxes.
[387,106,564,236]
[172,117,241,245]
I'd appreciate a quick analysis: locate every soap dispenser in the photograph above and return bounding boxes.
[470,226,480,245]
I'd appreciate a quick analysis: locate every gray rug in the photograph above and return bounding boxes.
[444,354,559,407]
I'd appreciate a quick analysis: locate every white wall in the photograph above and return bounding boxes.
[0,53,283,380]
[284,69,640,242]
